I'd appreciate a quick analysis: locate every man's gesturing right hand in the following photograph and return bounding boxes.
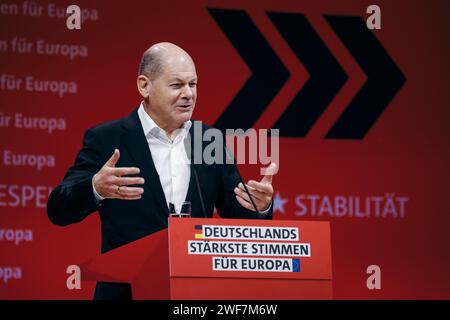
[93,149,145,200]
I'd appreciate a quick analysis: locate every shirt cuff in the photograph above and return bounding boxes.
[92,176,105,203]
[259,200,272,214]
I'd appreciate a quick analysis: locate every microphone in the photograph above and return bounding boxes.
[223,143,260,215]
[184,133,207,218]
[193,167,207,217]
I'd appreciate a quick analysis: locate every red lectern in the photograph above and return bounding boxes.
[81,218,332,299]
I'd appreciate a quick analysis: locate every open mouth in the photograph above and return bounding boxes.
[177,104,192,109]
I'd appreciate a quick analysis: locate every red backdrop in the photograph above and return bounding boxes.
[1,0,449,299]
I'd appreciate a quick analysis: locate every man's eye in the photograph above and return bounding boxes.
[170,83,182,88]
[189,83,197,88]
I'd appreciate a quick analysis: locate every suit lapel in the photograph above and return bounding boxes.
[121,108,169,216]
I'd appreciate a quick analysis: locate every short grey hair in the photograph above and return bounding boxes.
[138,49,163,80]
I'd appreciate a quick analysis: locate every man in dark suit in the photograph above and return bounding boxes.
[46,42,276,299]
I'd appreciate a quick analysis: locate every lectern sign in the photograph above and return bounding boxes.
[169,218,331,280]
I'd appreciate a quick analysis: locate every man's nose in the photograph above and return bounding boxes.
[181,85,194,99]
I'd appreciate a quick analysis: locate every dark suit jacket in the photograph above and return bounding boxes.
[47,107,273,300]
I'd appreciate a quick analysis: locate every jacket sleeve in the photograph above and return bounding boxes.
[215,161,273,220]
[47,128,105,226]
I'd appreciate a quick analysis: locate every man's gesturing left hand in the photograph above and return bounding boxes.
[234,163,277,212]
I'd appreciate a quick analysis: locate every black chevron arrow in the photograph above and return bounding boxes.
[325,16,406,139]
[208,9,290,131]
[267,12,348,137]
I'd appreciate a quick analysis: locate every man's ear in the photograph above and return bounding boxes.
[137,75,151,98]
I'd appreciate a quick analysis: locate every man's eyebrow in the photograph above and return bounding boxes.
[168,77,197,82]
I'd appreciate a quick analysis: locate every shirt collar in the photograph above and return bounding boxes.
[138,102,192,141]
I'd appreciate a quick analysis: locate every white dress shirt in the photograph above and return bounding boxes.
[137,103,191,212]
